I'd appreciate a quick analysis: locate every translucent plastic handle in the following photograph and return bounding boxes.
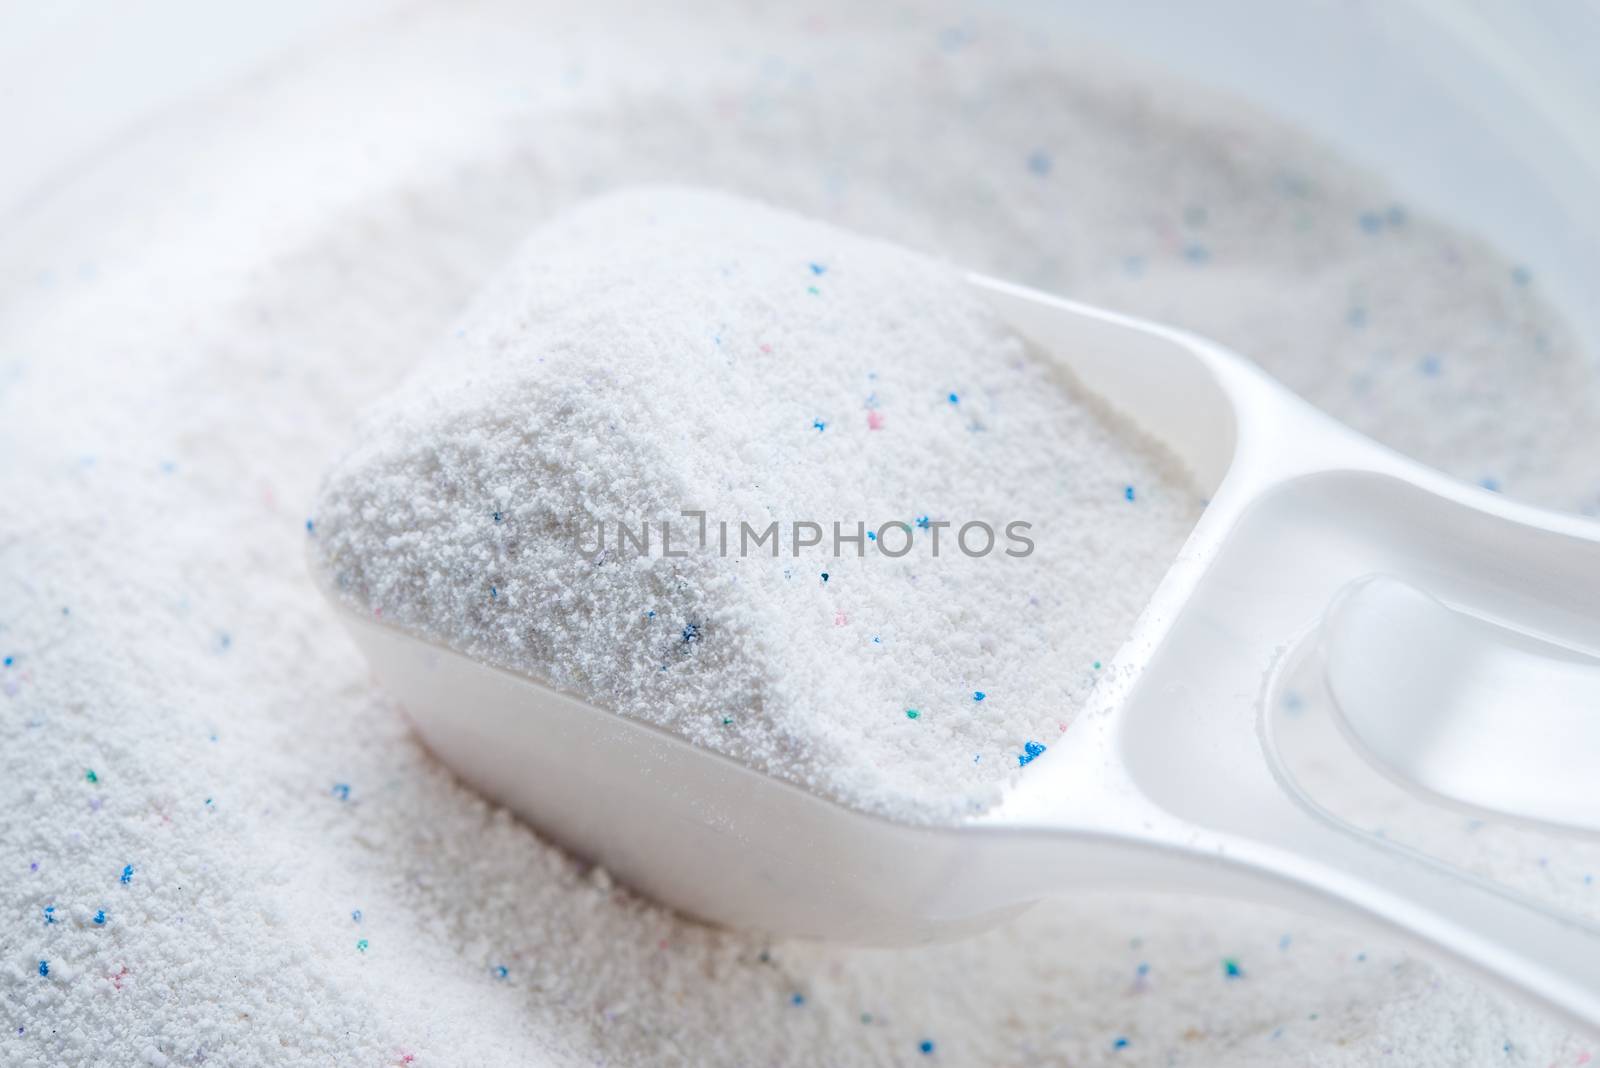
[1324,575,1600,833]
[1203,807,1600,1033]
[976,268,1600,1035]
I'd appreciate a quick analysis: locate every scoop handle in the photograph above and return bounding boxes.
[1322,573,1600,833]
[1235,808,1600,1032]
[1160,812,1600,1032]
[986,760,1600,1033]
[973,782,1600,1032]
[1288,478,1600,1030]
[1206,476,1600,1031]
[975,268,1600,1031]
[990,468,1600,1033]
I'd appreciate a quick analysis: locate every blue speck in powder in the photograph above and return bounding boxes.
[1276,171,1311,197]
[1018,741,1046,766]
[791,993,805,1006]
[43,906,55,925]
[38,960,48,978]
[947,391,959,404]
[809,263,827,276]
[813,418,827,431]
[1358,211,1383,234]
[119,864,134,885]
[305,518,315,534]
[495,965,509,979]
[937,24,969,51]
[94,909,106,925]
[352,909,363,924]
[919,1039,936,1055]
[973,691,986,702]
[820,572,829,583]
[1124,485,1136,502]
[1480,477,1502,493]
[332,783,351,801]
[682,623,701,644]
[1113,1036,1129,1050]
[915,516,930,530]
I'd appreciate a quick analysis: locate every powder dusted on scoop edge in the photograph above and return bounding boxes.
[311,188,1201,822]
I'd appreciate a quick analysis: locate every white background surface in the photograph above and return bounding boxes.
[0,0,397,211]
[6,0,1597,343]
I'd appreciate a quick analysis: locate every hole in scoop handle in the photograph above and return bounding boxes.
[1323,574,1600,833]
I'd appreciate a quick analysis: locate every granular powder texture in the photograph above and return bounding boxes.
[311,189,1201,822]
[4,1,1597,1064]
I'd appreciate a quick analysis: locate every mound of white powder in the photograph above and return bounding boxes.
[5,2,1599,1065]
[310,189,1199,821]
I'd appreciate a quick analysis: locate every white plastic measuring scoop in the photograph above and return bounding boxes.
[319,275,1600,1031]
[1323,574,1600,835]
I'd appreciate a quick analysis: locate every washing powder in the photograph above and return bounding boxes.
[310,189,1201,821]
[4,2,1598,1065]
